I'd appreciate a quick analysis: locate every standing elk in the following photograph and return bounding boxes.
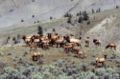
[64,35,81,47]
[22,35,38,52]
[95,55,107,67]
[55,36,65,48]
[47,33,59,46]
[105,43,116,50]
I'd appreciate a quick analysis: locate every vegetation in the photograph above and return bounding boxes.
[21,19,24,22]
[67,14,72,24]
[82,11,89,21]
[0,59,119,79]
[92,9,95,14]
[37,26,43,35]
[64,13,72,18]
[116,5,119,9]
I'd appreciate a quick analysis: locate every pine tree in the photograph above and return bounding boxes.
[92,9,95,14]
[50,16,53,20]
[67,17,72,24]
[21,19,24,22]
[52,28,56,32]
[78,16,83,23]
[37,26,43,36]
[82,11,89,21]
[116,5,119,9]
[64,13,72,18]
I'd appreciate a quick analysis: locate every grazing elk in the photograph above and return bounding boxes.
[105,43,116,50]
[93,39,101,46]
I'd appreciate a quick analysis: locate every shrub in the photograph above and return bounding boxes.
[116,5,119,9]
[95,68,106,76]
[21,19,24,22]
[31,71,44,79]
[32,15,35,18]
[50,16,53,20]
[0,59,119,79]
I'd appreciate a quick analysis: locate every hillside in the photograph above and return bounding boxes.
[0,1,120,79]
[0,0,120,28]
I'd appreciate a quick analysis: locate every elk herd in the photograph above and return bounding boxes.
[22,31,117,67]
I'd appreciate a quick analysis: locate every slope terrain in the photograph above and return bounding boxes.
[0,0,120,28]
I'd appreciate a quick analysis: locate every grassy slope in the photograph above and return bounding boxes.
[0,1,120,78]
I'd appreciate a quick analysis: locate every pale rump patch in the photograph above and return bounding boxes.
[78,51,83,55]
[34,39,40,42]
[96,57,105,62]
[25,38,31,42]
[70,38,80,43]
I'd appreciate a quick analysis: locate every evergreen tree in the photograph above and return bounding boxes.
[67,17,72,24]
[92,9,95,14]
[82,11,89,21]
[37,26,43,36]
[21,19,24,22]
[78,16,83,23]
[76,11,81,16]
[64,13,72,18]
[52,28,56,32]
[50,16,53,20]
[116,5,119,9]
[98,8,101,12]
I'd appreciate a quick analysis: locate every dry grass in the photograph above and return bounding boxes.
[0,45,120,72]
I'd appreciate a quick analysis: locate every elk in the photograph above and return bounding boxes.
[105,43,116,50]
[55,36,65,48]
[64,35,81,46]
[64,43,74,54]
[47,33,59,46]
[32,52,43,61]
[22,35,38,52]
[93,39,101,46]
[95,55,107,67]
